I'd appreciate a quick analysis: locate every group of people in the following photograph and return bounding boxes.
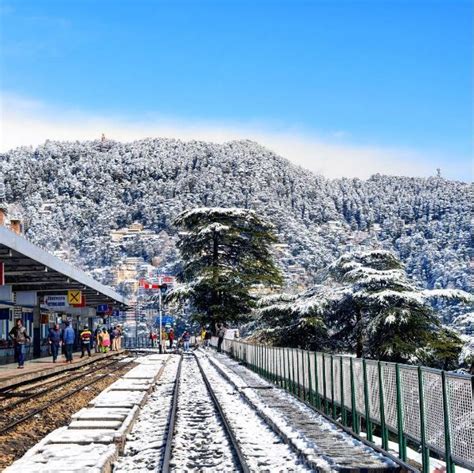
[149,328,193,351]
[149,327,175,349]
[94,325,123,353]
[7,318,124,369]
[146,324,225,354]
[47,323,123,363]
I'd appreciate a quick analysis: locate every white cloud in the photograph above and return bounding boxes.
[0,92,465,180]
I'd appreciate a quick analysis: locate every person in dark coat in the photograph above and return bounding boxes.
[48,323,62,362]
[9,319,30,368]
[216,323,226,353]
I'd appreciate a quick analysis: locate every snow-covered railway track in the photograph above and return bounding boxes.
[205,350,412,473]
[163,353,244,472]
[195,351,313,472]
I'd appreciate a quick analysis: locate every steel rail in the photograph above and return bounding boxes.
[0,355,130,412]
[193,353,251,473]
[205,350,417,473]
[0,352,128,394]
[161,354,183,473]
[0,358,137,436]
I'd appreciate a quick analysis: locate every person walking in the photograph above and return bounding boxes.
[9,319,30,369]
[108,327,115,350]
[216,323,226,353]
[204,328,212,349]
[168,328,175,350]
[116,325,123,350]
[99,328,110,353]
[79,325,92,358]
[182,330,191,352]
[48,323,62,363]
[111,326,120,351]
[62,321,75,364]
[200,327,206,346]
[94,326,101,353]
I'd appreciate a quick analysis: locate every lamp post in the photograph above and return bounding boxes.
[158,282,163,354]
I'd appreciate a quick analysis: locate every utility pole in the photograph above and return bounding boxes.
[135,287,140,348]
[158,279,163,354]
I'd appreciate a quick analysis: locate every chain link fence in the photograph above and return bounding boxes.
[217,339,474,473]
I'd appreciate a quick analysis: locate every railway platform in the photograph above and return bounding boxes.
[0,349,126,391]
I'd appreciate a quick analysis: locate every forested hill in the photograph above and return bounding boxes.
[1,138,472,321]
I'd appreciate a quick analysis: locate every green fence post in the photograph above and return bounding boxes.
[322,353,328,415]
[258,344,261,375]
[279,348,284,388]
[297,349,303,399]
[350,358,359,434]
[286,348,291,392]
[362,359,373,442]
[263,345,268,379]
[314,352,321,409]
[330,355,336,419]
[441,371,454,473]
[395,364,407,461]
[288,348,293,393]
[270,347,274,383]
[271,347,275,383]
[291,349,297,396]
[378,362,388,450]
[418,367,430,473]
[340,357,347,426]
[307,351,313,406]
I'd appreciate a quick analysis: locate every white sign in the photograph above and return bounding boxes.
[44,295,69,309]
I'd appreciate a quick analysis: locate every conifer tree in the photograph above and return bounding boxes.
[172,207,283,327]
[328,250,470,362]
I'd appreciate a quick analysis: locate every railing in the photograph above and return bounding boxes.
[215,338,474,473]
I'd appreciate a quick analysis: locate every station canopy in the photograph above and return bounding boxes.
[0,226,128,309]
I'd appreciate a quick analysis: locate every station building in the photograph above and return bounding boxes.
[0,210,129,363]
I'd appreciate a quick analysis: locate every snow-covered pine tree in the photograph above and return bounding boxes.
[172,207,283,327]
[250,289,331,349]
[329,250,467,363]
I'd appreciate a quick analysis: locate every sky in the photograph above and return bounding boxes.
[0,0,472,180]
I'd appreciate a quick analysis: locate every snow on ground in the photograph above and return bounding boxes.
[114,355,181,472]
[361,434,474,473]
[4,444,117,473]
[196,351,312,472]
[206,350,397,471]
[169,353,239,472]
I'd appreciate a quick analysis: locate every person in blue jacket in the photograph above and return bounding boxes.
[62,321,75,363]
[48,323,62,363]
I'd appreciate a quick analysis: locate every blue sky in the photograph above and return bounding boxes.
[0,0,472,180]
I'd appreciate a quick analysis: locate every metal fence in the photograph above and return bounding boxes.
[217,338,474,473]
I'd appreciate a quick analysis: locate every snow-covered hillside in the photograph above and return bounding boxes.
[1,138,472,323]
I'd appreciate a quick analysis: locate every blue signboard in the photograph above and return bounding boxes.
[97,304,109,313]
[155,315,174,326]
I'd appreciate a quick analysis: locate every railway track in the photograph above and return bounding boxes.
[117,350,413,472]
[0,354,130,409]
[0,353,130,401]
[161,352,248,473]
[0,356,137,436]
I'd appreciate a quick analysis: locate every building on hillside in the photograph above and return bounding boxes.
[114,257,145,284]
